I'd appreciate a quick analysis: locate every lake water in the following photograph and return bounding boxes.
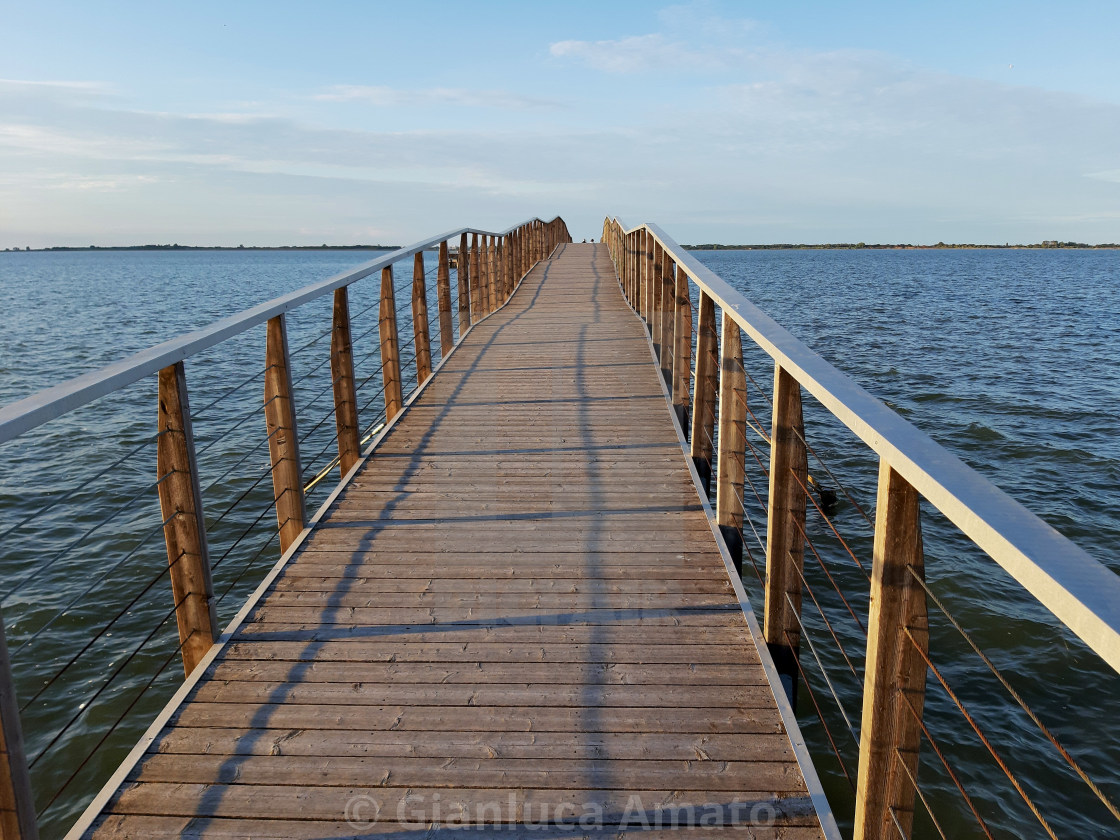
[1,246,1118,838]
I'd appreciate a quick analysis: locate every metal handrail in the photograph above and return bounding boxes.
[0,217,565,445]
[609,216,1120,676]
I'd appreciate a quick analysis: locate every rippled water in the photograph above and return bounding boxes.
[1,247,1118,838]
[691,248,1120,838]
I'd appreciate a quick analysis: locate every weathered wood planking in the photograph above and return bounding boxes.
[83,244,823,839]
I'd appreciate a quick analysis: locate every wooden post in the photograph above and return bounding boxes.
[691,292,718,494]
[379,266,404,420]
[0,617,36,840]
[629,231,637,306]
[457,233,471,334]
[264,315,307,554]
[330,287,360,477]
[660,249,675,386]
[478,235,488,315]
[412,251,432,384]
[672,263,692,431]
[156,361,218,675]
[652,240,664,360]
[488,236,498,312]
[436,241,454,358]
[764,364,808,702]
[854,463,928,840]
[470,235,484,320]
[716,311,746,575]
[644,231,655,334]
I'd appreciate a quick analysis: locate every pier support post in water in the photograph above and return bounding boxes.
[716,312,746,575]
[330,287,360,476]
[379,266,404,420]
[412,252,432,385]
[156,361,217,675]
[264,316,307,554]
[854,462,928,840]
[764,364,808,702]
[671,262,692,431]
[0,613,38,839]
[690,292,718,494]
[436,241,454,360]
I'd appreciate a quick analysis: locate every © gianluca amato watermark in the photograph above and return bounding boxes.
[345,792,782,830]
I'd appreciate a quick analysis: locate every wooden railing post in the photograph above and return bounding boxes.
[156,361,218,674]
[644,230,655,333]
[379,266,404,420]
[691,292,718,494]
[412,251,432,384]
[476,235,487,316]
[716,311,746,575]
[660,249,674,387]
[764,364,808,701]
[496,236,505,302]
[629,232,637,309]
[436,241,454,358]
[487,235,498,312]
[671,263,692,431]
[631,231,638,312]
[470,234,484,320]
[855,463,928,840]
[651,239,665,361]
[0,617,36,840]
[457,233,471,334]
[330,287,360,476]
[264,315,307,553]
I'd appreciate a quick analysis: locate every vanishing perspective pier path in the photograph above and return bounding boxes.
[76,243,828,837]
[8,215,1119,840]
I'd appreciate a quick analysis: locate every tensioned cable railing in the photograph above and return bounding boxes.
[0,216,569,839]
[602,216,1120,840]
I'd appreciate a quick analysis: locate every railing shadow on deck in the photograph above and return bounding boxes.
[601,216,1120,839]
[0,217,570,839]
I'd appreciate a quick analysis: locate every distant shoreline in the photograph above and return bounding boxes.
[683,242,1120,250]
[3,244,399,253]
[4,241,1119,253]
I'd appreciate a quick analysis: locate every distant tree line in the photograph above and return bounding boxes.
[684,241,1119,250]
[4,243,400,252]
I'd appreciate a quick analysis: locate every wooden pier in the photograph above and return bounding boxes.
[76,244,829,838]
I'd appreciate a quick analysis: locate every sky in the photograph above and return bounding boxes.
[2,0,1119,247]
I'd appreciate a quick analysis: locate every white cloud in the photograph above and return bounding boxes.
[314,85,557,110]
[0,78,110,93]
[549,34,740,74]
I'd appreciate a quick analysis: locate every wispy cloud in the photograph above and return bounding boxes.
[0,78,111,93]
[314,85,558,110]
[549,34,743,74]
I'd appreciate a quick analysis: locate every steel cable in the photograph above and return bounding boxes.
[28,588,190,768]
[903,627,1059,840]
[906,565,1120,825]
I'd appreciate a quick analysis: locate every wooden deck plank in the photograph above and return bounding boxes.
[90,816,826,839]
[200,660,766,686]
[83,243,822,839]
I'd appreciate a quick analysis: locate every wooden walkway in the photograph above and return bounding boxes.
[83,244,825,838]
